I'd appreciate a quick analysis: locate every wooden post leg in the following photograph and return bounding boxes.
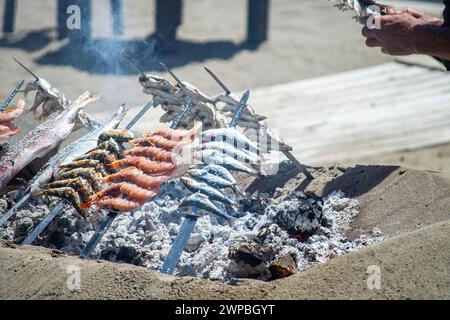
[68,0,92,44]
[247,0,270,46]
[3,0,17,34]
[110,0,124,36]
[155,0,182,52]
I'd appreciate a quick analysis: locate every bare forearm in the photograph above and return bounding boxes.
[415,25,450,61]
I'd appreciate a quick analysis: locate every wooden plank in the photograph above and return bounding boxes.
[249,62,450,165]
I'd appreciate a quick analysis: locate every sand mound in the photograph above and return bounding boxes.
[0,165,448,299]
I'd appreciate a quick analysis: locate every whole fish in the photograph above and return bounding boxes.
[0,91,100,192]
[200,128,259,153]
[180,177,235,206]
[199,141,260,165]
[197,164,246,197]
[28,104,126,193]
[187,169,235,189]
[180,193,233,220]
[201,164,237,184]
[195,150,260,177]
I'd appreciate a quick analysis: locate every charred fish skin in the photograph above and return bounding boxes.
[34,187,89,218]
[27,105,126,194]
[0,91,100,192]
[195,150,260,177]
[75,149,117,164]
[42,177,94,203]
[187,169,235,189]
[200,128,259,153]
[56,168,103,192]
[98,129,135,144]
[180,193,233,221]
[180,177,235,206]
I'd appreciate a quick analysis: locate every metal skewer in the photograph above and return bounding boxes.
[0,79,25,112]
[204,67,313,180]
[80,99,194,259]
[21,100,155,246]
[159,62,185,87]
[120,51,147,78]
[161,90,250,275]
[13,58,39,81]
[204,67,230,95]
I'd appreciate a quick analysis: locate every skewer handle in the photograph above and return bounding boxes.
[0,192,31,227]
[80,212,117,258]
[161,214,197,275]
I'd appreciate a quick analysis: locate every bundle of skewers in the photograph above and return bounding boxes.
[34,129,135,218]
[135,63,312,179]
[0,54,315,277]
[178,126,262,220]
[87,123,201,213]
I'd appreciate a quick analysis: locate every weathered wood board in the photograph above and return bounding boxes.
[250,61,450,165]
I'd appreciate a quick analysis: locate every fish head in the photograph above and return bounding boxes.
[180,176,196,188]
[187,169,203,178]
[99,129,135,144]
[23,81,40,97]
[140,74,172,90]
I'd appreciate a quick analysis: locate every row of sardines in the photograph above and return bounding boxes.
[0,58,271,244]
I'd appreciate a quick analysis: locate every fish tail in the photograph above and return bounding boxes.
[232,185,247,198]
[80,201,93,209]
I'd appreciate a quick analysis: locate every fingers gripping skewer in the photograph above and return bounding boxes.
[80,100,195,259]
[20,101,155,246]
[160,91,250,275]
[204,67,313,180]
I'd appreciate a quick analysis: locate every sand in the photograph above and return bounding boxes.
[0,165,448,300]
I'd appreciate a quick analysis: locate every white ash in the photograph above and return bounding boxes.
[0,185,383,283]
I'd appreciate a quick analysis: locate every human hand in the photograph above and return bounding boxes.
[0,99,24,141]
[361,7,443,55]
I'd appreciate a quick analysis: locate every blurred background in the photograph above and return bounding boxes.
[1,0,450,173]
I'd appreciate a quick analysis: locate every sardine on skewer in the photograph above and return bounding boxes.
[0,91,100,192]
[14,58,101,130]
